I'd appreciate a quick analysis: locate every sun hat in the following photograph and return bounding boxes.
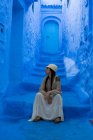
[46,64,58,72]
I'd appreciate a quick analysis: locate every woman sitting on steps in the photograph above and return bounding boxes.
[28,64,64,123]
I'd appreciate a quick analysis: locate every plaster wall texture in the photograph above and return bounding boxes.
[0,0,13,92]
[23,1,41,66]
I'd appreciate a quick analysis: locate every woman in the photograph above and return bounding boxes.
[28,64,64,123]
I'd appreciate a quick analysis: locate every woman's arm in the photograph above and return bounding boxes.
[48,76,62,95]
[39,77,46,94]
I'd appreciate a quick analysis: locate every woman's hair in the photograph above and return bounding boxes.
[45,68,55,91]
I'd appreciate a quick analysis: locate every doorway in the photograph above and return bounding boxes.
[42,20,59,54]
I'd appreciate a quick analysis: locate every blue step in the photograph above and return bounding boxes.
[39,52,64,57]
[2,91,90,119]
[31,71,66,77]
[33,66,66,72]
[35,62,65,67]
[38,58,64,63]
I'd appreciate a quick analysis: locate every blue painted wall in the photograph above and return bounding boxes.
[0,0,41,94]
[23,0,41,80]
[62,0,84,58]
[0,0,13,93]
[9,0,24,83]
[61,0,93,103]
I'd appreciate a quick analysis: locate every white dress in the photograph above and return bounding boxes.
[31,92,64,121]
[29,76,64,121]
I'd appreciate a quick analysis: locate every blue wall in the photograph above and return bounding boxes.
[0,0,13,93]
[23,1,41,80]
[9,1,24,83]
[61,0,93,103]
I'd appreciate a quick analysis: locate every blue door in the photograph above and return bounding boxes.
[42,20,59,54]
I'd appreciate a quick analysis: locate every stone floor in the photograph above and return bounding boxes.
[0,117,93,140]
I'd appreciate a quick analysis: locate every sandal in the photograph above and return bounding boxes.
[54,117,61,123]
[89,120,93,124]
[33,116,41,122]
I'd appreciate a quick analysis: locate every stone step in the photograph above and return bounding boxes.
[39,52,64,57]
[22,77,71,91]
[23,75,81,92]
[6,80,91,100]
[33,66,66,72]
[31,71,66,78]
[38,58,64,63]
[35,62,65,68]
[23,80,75,93]
[1,84,29,102]
[2,92,90,119]
[3,93,35,119]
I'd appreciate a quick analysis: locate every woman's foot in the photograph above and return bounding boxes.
[28,119,32,122]
[33,116,41,122]
[89,120,93,124]
[54,117,61,123]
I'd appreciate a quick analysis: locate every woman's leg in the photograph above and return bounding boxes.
[29,93,64,122]
[52,94,64,122]
[31,92,46,121]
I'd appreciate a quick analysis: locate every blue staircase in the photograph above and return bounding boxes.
[1,53,91,120]
[31,52,66,78]
[23,52,67,91]
[23,52,75,92]
[2,86,90,120]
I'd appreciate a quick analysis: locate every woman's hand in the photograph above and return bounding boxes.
[44,92,49,100]
[44,92,52,104]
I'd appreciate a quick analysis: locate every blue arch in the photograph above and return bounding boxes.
[42,20,59,54]
[42,16,61,27]
[41,16,62,54]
